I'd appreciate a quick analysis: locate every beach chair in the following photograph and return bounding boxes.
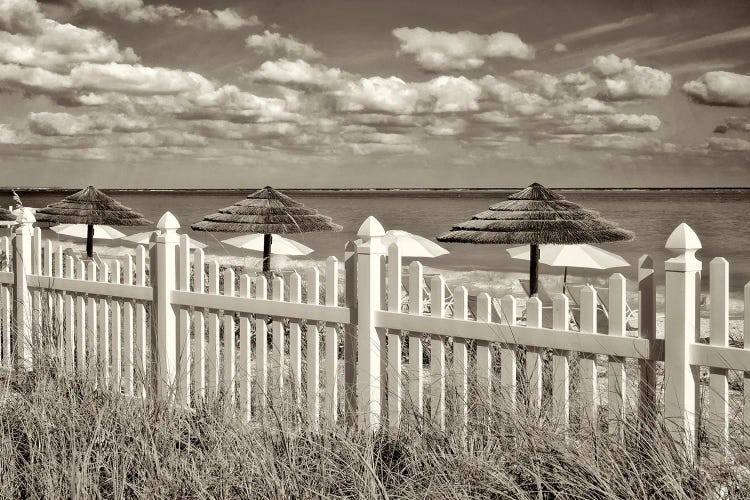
[565,284,609,334]
[400,269,454,316]
[565,284,638,332]
[519,279,556,329]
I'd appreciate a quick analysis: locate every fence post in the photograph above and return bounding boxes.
[664,223,702,455]
[344,240,358,425]
[13,208,34,371]
[152,211,180,400]
[356,216,385,430]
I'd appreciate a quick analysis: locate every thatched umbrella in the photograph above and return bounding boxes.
[191,186,342,272]
[0,207,14,223]
[437,183,634,296]
[34,186,152,258]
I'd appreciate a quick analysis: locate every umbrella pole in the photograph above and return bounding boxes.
[563,266,568,294]
[86,224,94,259]
[262,233,272,274]
[529,243,539,296]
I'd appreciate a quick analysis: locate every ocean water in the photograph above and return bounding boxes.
[10,189,750,300]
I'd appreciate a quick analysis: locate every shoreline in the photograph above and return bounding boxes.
[2,187,750,194]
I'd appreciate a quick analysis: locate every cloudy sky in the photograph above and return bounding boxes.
[1,0,749,188]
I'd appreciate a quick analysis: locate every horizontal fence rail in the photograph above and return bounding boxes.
[0,210,748,458]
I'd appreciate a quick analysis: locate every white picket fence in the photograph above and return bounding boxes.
[0,209,749,456]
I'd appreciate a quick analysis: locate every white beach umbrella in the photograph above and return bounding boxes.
[506,244,629,269]
[121,230,207,249]
[507,243,629,292]
[52,223,125,240]
[222,233,313,256]
[356,229,449,258]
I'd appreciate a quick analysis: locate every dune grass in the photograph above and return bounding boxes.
[2,360,750,499]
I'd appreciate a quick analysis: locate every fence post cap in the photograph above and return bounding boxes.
[357,216,385,239]
[156,211,180,232]
[356,216,385,254]
[665,223,701,272]
[665,223,701,252]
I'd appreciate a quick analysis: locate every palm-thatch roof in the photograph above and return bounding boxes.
[34,186,153,226]
[190,186,343,234]
[437,183,634,244]
[0,207,14,222]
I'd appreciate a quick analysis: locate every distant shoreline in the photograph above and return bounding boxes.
[2,187,750,194]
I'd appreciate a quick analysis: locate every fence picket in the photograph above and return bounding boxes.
[239,274,252,422]
[98,262,110,389]
[255,275,268,412]
[86,260,98,383]
[289,272,302,407]
[476,293,492,406]
[306,269,320,428]
[325,257,339,423]
[134,246,147,399]
[1,236,9,368]
[500,295,517,416]
[75,260,86,373]
[709,257,729,448]
[223,267,236,403]
[31,228,41,358]
[408,261,424,425]
[111,261,122,392]
[192,249,206,401]
[43,241,52,355]
[638,256,657,425]
[608,274,627,440]
[387,243,402,430]
[271,276,285,405]
[177,235,191,406]
[54,247,64,363]
[579,285,598,428]
[526,297,543,415]
[453,286,468,437]
[430,275,446,430]
[207,261,220,399]
[123,255,134,396]
[552,294,570,432]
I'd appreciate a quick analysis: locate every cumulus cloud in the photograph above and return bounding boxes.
[0,0,44,34]
[705,137,750,152]
[683,71,750,107]
[336,75,481,115]
[570,133,676,154]
[553,42,568,53]
[177,8,260,30]
[558,113,661,134]
[510,70,559,99]
[592,54,672,100]
[0,19,139,71]
[478,76,550,116]
[68,62,214,95]
[425,117,467,136]
[116,130,208,148]
[76,0,183,23]
[251,59,345,89]
[28,111,151,136]
[392,27,534,72]
[29,111,99,136]
[0,123,21,144]
[350,143,425,155]
[246,31,321,59]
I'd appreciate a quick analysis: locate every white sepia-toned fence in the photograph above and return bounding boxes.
[0,209,749,457]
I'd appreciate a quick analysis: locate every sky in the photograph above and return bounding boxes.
[0,0,749,188]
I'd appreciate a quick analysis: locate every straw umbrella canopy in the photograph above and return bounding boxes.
[436,183,634,296]
[190,186,342,272]
[34,186,152,258]
[0,207,14,223]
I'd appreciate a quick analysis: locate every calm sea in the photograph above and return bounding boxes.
[8,189,750,295]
